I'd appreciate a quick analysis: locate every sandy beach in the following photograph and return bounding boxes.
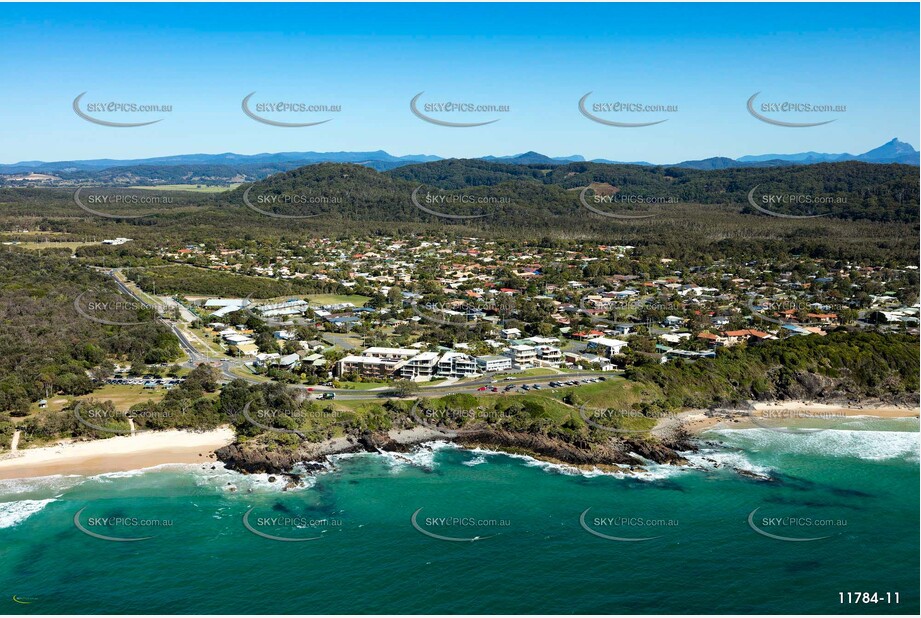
[677,401,920,434]
[750,401,920,417]
[0,427,236,479]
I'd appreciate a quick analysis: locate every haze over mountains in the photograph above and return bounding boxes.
[1,139,916,186]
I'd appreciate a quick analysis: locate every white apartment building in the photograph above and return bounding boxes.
[336,355,398,378]
[535,345,562,366]
[585,336,629,358]
[476,355,513,373]
[500,327,522,340]
[506,344,537,368]
[436,352,480,378]
[362,347,420,361]
[397,351,440,381]
[337,347,420,378]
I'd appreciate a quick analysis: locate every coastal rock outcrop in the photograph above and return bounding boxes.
[216,426,695,475]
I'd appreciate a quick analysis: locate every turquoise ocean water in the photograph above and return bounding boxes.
[1,416,918,614]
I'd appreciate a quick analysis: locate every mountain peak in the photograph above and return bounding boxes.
[857,138,918,164]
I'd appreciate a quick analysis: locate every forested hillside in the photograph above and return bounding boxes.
[0,250,181,415]
[627,331,920,409]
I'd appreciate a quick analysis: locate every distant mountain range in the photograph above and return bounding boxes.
[735,138,920,166]
[486,139,919,168]
[1,139,916,186]
[0,150,440,174]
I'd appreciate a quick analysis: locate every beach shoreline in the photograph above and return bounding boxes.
[0,427,235,480]
[674,401,920,435]
[2,400,918,480]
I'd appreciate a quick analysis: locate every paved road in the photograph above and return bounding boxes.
[293,371,622,401]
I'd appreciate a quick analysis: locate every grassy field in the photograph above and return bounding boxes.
[335,381,389,391]
[228,365,273,383]
[306,293,371,306]
[130,184,241,193]
[5,240,101,251]
[506,367,561,377]
[29,385,167,414]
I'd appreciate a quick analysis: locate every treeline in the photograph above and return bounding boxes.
[127,265,333,298]
[389,159,919,222]
[0,249,182,415]
[627,331,920,409]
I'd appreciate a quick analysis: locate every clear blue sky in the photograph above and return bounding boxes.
[1,2,918,163]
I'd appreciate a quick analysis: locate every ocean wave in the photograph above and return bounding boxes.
[328,441,454,471]
[466,446,684,481]
[710,428,920,462]
[0,475,85,501]
[0,498,55,529]
[684,449,773,476]
[191,462,315,493]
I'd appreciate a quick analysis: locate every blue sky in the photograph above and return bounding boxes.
[1,2,918,163]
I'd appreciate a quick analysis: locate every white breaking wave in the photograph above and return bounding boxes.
[684,449,773,476]
[0,498,55,529]
[466,446,684,481]
[0,475,84,500]
[191,462,315,493]
[328,440,454,471]
[710,428,920,462]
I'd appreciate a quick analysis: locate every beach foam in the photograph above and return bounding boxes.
[0,498,55,529]
[684,448,774,476]
[710,428,920,462]
[191,461,316,493]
